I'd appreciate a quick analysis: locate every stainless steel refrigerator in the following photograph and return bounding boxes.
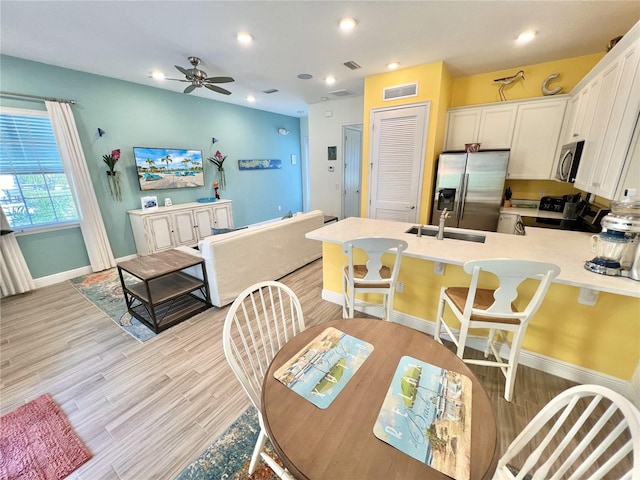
[430,150,510,232]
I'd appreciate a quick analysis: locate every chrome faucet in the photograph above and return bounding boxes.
[437,208,451,240]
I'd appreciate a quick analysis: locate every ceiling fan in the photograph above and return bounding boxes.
[169,56,234,95]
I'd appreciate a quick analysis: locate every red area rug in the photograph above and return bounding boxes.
[0,394,92,480]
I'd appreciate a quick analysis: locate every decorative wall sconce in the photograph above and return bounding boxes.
[97,128,106,137]
[278,128,290,136]
[211,137,219,144]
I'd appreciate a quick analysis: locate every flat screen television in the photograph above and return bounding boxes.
[133,147,205,191]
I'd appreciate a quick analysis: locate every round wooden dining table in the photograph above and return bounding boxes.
[261,318,498,480]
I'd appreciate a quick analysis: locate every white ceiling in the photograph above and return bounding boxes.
[1,1,639,118]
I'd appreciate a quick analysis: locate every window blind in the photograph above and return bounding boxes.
[0,114,64,174]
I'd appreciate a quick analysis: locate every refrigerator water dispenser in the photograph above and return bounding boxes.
[437,188,456,211]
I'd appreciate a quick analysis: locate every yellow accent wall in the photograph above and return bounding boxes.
[354,52,639,381]
[450,53,605,107]
[323,243,640,380]
[361,61,453,222]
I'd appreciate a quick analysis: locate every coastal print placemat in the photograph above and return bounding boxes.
[273,327,373,409]
[373,355,473,480]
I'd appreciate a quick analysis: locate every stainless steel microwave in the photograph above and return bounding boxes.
[555,140,585,183]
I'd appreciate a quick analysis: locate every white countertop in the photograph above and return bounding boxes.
[306,217,640,298]
[500,207,565,220]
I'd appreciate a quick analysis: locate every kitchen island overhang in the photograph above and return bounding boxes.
[306,217,640,388]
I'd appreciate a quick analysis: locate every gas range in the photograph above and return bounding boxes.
[520,206,610,233]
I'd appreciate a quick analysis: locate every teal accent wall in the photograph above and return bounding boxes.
[1,55,302,278]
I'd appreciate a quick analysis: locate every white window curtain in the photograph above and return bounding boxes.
[0,206,35,297]
[45,101,115,272]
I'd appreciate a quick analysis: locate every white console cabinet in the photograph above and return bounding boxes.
[128,200,233,255]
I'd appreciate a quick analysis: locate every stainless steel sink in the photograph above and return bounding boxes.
[405,226,486,243]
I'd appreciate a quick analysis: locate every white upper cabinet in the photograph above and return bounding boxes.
[445,97,566,179]
[508,97,568,180]
[444,104,516,151]
[444,109,481,151]
[477,105,517,149]
[573,25,640,198]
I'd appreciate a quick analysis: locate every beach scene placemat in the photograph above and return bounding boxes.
[373,355,473,480]
[273,327,374,409]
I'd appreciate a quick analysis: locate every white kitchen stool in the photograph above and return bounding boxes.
[494,384,640,479]
[341,237,408,321]
[434,258,560,402]
[222,280,302,479]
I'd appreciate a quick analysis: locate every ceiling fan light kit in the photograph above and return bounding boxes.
[170,56,234,95]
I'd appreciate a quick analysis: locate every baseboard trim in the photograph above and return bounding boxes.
[33,253,138,289]
[321,288,634,400]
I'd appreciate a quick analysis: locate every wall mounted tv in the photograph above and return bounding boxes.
[134,147,205,191]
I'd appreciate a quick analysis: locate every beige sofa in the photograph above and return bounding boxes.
[176,210,324,307]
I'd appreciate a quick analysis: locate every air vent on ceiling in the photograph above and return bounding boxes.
[383,82,418,101]
[343,60,361,70]
[329,89,354,97]
[262,88,279,94]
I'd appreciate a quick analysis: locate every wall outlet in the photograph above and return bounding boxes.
[396,281,404,293]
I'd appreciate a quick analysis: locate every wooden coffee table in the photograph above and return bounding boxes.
[117,249,211,333]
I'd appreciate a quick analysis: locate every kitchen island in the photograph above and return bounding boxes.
[306,217,640,395]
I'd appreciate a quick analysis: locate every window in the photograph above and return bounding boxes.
[0,108,78,231]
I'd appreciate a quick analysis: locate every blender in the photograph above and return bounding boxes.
[584,197,640,279]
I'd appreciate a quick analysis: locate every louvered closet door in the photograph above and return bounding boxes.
[369,104,428,222]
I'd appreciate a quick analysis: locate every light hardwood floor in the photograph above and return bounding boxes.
[0,259,623,479]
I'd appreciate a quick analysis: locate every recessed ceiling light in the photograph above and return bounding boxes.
[151,71,165,80]
[387,62,400,70]
[237,32,254,44]
[325,76,336,85]
[246,95,256,103]
[339,17,358,31]
[517,31,536,44]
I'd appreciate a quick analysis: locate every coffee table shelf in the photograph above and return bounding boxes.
[117,250,211,333]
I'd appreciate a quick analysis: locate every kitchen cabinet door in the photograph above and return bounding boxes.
[497,213,518,234]
[477,105,517,149]
[591,44,640,198]
[444,109,480,151]
[562,85,595,144]
[572,76,604,190]
[574,37,640,197]
[508,98,567,180]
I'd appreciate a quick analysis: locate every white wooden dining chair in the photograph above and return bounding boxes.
[222,280,304,480]
[494,384,640,480]
[434,258,560,402]
[341,237,408,321]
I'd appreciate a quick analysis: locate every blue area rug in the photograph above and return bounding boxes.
[68,268,156,342]
[175,407,280,480]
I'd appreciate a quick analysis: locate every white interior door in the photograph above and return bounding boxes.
[342,124,362,218]
[369,103,428,222]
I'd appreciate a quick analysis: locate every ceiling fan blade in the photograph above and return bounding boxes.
[184,84,197,94]
[205,84,232,95]
[163,77,190,82]
[175,65,190,76]
[204,76,235,84]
